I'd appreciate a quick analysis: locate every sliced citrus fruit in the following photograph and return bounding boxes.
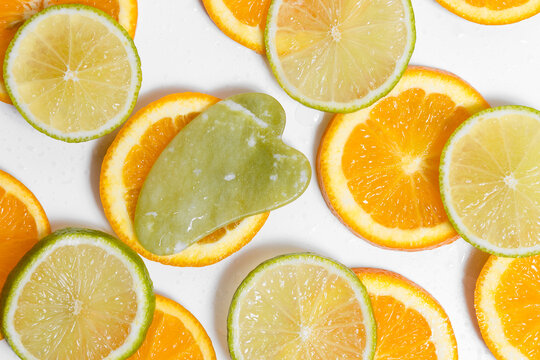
[265,0,416,113]
[4,4,141,142]
[202,0,270,53]
[354,268,458,359]
[441,106,540,257]
[475,255,540,360]
[228,253,377,360]
[100,92,269,267]
[436,0,540,24]
[129,294,216,359]
[0,228,154,360]
[318,66,489,250]
[0,170,50,340]
[0,0,138,105]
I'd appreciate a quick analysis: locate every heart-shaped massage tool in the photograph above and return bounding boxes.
[135,93,311,255]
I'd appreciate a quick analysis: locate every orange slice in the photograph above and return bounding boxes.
[354,268,458,359]
[202,0,270,53]
[0,0,138,104]
[436,0,540,24]
[0,169,50,339]
[129,294,216,359]
[100,92,269,267]
[475,255,540,360]
[318,66,489,250]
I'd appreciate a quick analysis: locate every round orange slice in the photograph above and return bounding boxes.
[202,0,270,53]
[0,0,138,104]
[129,294,216,359]
[436,0,540,24]
[354,268,458,359]
[318,66,489,250]
[475,255,540,360]
[0,169,50,339]
[100,92,269,267]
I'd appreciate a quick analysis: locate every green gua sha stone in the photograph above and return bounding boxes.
[134,93,311,255]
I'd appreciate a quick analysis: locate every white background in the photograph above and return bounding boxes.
[1,0,539,359]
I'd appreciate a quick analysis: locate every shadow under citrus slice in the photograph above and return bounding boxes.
[100,92,269,266]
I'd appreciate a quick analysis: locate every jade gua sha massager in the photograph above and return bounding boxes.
[135,93,311,255]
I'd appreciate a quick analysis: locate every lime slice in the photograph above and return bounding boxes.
[441,106,540,257]
[0,228,154,360]
[227,253,376,360]
[265,0,415,113]
[3,5,141,143]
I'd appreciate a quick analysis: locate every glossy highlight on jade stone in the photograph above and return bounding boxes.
[134,93,311,255]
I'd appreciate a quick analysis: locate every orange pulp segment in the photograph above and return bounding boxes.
[354,268,458,359]
[0,169,49,290]
[129,294,216,359]
[0,169,50,339]
[475,255,540,360]
[202,0,270,53]
[223,0,267,26]
[318,66,489,250]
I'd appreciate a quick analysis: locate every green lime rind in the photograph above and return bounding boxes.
[264,0,416,114]
[440,105,540,258]
[3,4,142,143]
[227,252,377,360]
[0,228,155,360]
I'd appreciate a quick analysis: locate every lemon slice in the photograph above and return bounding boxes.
[265,0,415,113]
[0,228,154,360]
[441,106,540,257]
[227,253,376,360]
[3,4,141,142]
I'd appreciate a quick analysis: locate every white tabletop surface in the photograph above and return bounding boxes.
[1,0,539,359]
